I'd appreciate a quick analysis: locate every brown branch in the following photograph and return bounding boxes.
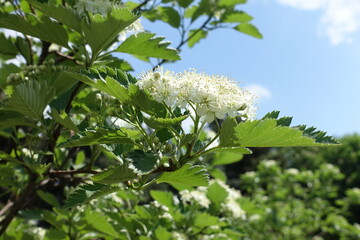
[49,169,99,176]
[0,173,37,235]
[38,41,51,65]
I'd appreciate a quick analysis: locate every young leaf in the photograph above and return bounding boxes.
[63,71,130,102]
[0,12,69,48]
[81,8,139,56]
[64,183,122,208]
[92,163,136,184]
[26,0,82,32]
[57,127,136,148]
[4,80,55,120]
[143,115,188,129]
[156,163,209,187]
[115,32,180,60]
[235,23,263,39]
[188,29,208,48]
[125,150,160,175]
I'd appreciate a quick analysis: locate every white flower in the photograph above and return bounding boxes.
[179,188,210,208]
[286,168,300,175]
[137,68,257,123]
[221,199,246,219]
[262,160,277,168]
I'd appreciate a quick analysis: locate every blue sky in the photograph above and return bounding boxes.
[127,0,360,137]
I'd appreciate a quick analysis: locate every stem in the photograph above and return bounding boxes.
[48,169,99,176]
[0,173,37,235]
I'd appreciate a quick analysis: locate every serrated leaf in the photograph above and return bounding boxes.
[64,183,122,208]
[63,71,130,102]
[157,163,209,187]
[206,181,228,204]
[26,0,82,32]
[57,127,136,148]
[125,150,160,175]
[49,108,79,133]
[128,84,167,117]
[222,11,253,23]
[81,8,139,56]
[92,163,136,184]
[235,23,262,39]
[84,211,118,237]
[188,29,208,48]
[150,190,175,210]
[115,32,180,60]
[262,110,280,120]
[0,12,69,48]
[4,80,55,120]
[219,118,238,146]
[158,7,181,28]
[143,115,188,129]
[46,71,78,96]
[221,118,338,147]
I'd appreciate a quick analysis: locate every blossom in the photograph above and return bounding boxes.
[137,67,256,123]
[179,188,210,208]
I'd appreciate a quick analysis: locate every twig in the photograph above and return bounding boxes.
[49,169,99,175]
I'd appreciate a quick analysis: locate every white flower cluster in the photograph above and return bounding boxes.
[179,187,210,208]
[215,180,246,219]
[137,68,257,123]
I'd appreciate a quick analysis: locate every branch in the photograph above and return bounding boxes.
[49,169,99,176]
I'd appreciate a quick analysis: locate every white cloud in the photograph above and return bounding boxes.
[245,84,272,101]
[277,0,360,44]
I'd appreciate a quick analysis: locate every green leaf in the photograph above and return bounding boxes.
[81,8,139,56]
[143,115,188,129]
[176,0,193,8]
[128,84,167,117]
[37,190,60,208]
[63,71,130,102]
[211,148,250,165]
[155,226,172,240]
[221,118,338,147]
[219,0,247,7]
[0,63,20,86]
[206,181,228,204]
[0,32,18,60]
[26,0,82,32]
[219,118,238,146]
[235,23,263,39]
[158,7,181,28]
[57,127,136,148]
[222,11,253,23]
[49,109,79,133]
[45,228,68,240]
[15,37,32,64]
[188,29,208,48]
[157,163,209,187]
[4,80,55,120]
[46,71,78,96]
[194,212,219,228]
[0,110,33,129]
[0,12,69,48]
[125,150,160,175]
[92,163,136,184]
[64,183,122,208]
[179,133,196,148]
[84,211,118,237]
[115,32,180,60]
[150,190,175,210]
